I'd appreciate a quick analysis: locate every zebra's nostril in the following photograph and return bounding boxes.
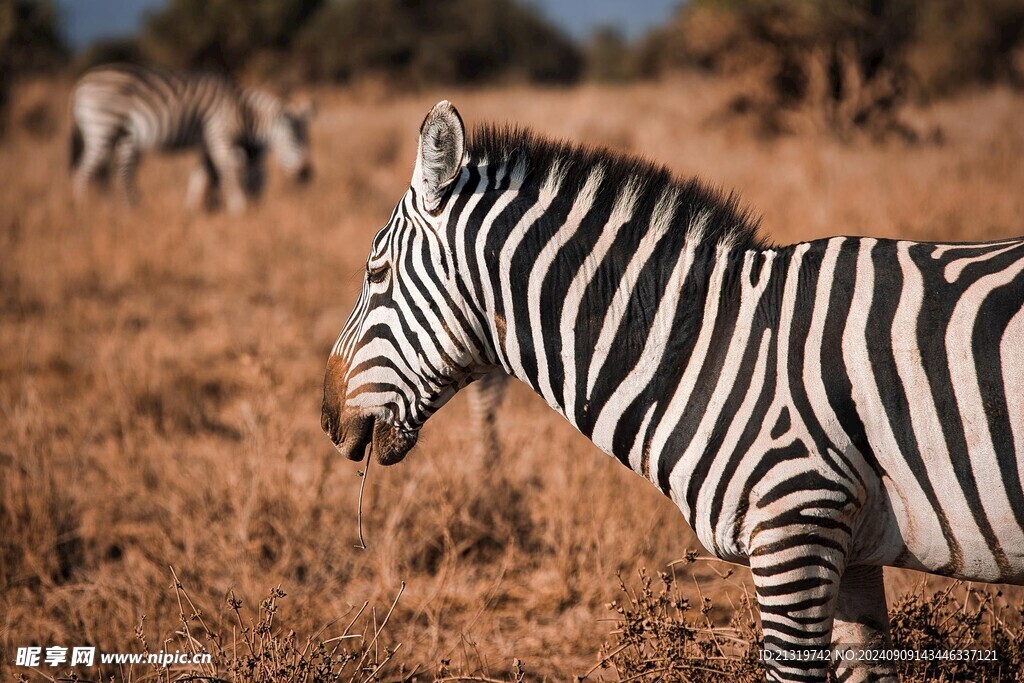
[320,411,331,435]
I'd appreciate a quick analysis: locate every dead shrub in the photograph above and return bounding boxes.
[128,570,410,683]
[889,581,1024,681]
[590,565,762,682]
[594,565,1024,682]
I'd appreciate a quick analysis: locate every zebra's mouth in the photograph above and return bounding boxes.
[371,419,418,466]
[324,411,371,461]
[324,411,417,466]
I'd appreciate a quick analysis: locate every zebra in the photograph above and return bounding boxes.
[320,100,1024,682]
[466,370,510,463]
[70,63,313,213]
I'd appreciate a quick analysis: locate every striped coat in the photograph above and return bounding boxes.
[321,101,1024,682]
[70,63,313,213]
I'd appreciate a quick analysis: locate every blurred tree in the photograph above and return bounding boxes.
[0,0,65,72]
[73,36,146,75]
[586,25,635,83]
[295,0,582,85]
[0,0,66,136]
[908,0,1024,96]
[637,0,956,138]
[141,0,325,75]
[640,0,1024,97]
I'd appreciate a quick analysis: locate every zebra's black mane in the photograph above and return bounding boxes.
[467,124,765,250]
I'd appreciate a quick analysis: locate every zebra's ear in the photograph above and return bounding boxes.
[412,100,465,213]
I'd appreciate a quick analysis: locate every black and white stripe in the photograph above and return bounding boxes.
[70,63,313,213]
[322,101,1024,682]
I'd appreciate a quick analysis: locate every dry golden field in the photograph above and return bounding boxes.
[3,75,1024,681]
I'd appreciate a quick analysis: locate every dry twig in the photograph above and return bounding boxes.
[355,449,372,550]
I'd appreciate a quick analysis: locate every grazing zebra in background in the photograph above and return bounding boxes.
[321,100,1024,682]
[70,63,313,213]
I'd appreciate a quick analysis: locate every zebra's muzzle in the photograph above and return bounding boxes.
[371,420,418,466]
[323,411,373,462]
[321,407,418,466]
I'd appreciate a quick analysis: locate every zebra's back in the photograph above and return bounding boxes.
[72,63,240,151]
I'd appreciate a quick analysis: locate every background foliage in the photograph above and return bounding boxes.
[293,0,582,85]
[4,0,1024,94]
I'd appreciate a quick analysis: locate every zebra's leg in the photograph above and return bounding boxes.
[72,138,113,200]
[749,530,848,682]
[468,371,509,465]
[185,164,209,211]
[831,565,897,682]
[113,134,140,205]
[208,141,247,214]
[185,153,219,211]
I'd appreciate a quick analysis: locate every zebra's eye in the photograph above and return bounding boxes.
[367,262,390,285]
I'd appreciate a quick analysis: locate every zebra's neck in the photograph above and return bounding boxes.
[448,133,768,491]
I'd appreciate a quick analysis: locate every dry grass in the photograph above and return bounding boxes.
[2,74,1024,681]
[133,570,409,683]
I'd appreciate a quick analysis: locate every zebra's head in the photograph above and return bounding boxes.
[269,99,315,184]
[322,101,487,466]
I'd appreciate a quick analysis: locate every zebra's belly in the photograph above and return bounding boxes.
[847,283,1024,585]
[127,111,203,151]
[874,457,1024,585]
